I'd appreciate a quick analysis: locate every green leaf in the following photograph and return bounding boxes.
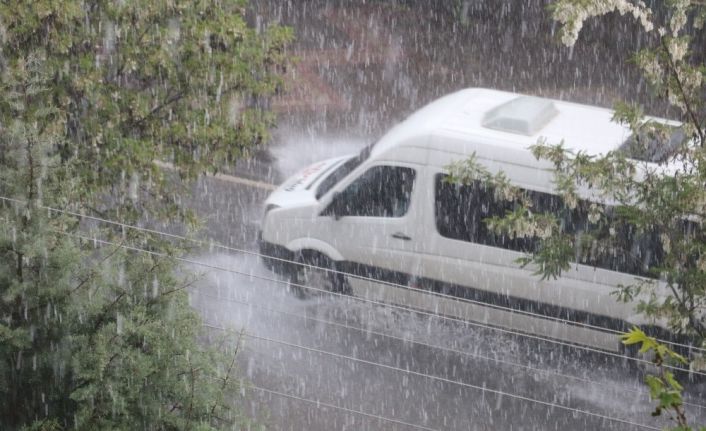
[645,375,664,399]
[621,327,649,346]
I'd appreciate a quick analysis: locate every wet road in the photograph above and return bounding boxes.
[190,254,653,431]
[178,136,706,430]
[172,1,706,429]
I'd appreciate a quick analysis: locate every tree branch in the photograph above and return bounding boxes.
[210,329,243,418]
[660,37,705,145]
[132,90,185,129]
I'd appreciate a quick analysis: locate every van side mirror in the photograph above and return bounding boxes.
[322,192,346,220]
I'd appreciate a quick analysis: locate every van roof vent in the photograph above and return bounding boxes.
[482,96,558,136]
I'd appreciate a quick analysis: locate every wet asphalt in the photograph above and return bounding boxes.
[178,2,706,429]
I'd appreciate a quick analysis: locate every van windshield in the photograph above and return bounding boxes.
[315,142,376,200]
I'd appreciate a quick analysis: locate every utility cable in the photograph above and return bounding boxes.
[192,289,706,410]
[16,219,703,425]
[203,323,662,431]
[247,384,440,431]
[0,196,699,375]
[44,228,706,377]
[0,194,701,354]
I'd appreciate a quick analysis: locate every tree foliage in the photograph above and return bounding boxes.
[450,1,705,428]
[544,0,706,343]
[0,0,291,222]
[0,1,291,429]
[622,327,706,430]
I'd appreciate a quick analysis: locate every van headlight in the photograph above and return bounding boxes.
[261,204,280,228]
[263,204,280,218]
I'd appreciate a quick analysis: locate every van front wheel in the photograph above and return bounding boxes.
[288,251,350,298]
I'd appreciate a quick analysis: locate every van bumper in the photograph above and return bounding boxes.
[258,231,295,275]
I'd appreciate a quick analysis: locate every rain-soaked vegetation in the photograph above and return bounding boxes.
[1,1,706,430]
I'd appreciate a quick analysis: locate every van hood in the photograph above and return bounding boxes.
[265,155,352,208]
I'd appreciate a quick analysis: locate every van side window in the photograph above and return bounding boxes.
[434,174,535,252]
[334,166,415,217]
[434,174,662,276]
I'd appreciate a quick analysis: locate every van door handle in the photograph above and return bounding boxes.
[392,232,412,241]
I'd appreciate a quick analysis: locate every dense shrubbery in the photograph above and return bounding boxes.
[0,1,291,429]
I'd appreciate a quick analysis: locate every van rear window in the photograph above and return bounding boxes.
[618,126,684,163]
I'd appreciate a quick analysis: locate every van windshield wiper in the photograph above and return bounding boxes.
[315,142,377,200]
[358,141,376,161]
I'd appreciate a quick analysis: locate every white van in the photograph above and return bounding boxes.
[259,88,679,352]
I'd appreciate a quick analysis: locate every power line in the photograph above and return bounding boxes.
[2,196,699,374]
[203,323,661,431]
[193,289,706,410]
[1,194,700,354]
[8,214,697,426]
[46,228,706,377]
[247,384,440,431]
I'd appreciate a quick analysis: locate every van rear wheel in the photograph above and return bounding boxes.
[288,252,349,298]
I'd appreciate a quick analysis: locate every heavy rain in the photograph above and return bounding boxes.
[185,2,706,430]
[2,1,706,431]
